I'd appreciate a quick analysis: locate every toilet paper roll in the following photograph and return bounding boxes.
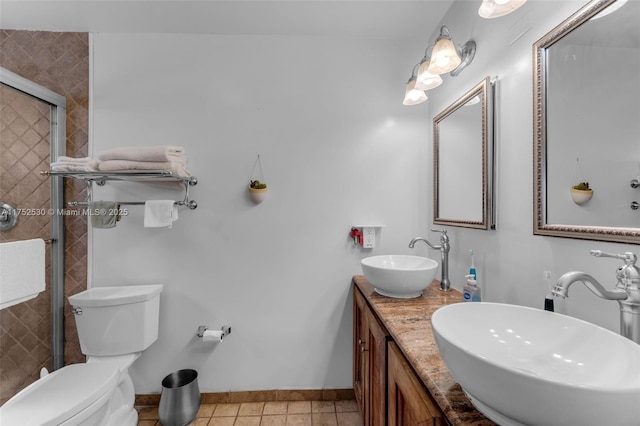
[202,329,223,343]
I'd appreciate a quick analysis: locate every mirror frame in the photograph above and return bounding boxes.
[533,0,640,244]
[434,76,495,230]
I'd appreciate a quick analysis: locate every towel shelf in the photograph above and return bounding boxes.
[40,170,197,186]
[41,169,198,210]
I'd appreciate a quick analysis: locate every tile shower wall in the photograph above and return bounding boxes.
[0,84,52,404]
[0,30,89,402]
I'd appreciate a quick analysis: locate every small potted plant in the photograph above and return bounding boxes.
[570,181,593,205]
[248,179,268,204]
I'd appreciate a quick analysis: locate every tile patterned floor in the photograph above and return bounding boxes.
[137,400,363,426]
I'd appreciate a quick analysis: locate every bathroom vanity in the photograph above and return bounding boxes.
[352,276,495,425]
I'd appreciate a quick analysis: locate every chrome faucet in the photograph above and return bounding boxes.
[408,229,450,291]
[552,250,640,344]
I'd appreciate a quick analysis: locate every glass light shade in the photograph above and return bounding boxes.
[402,78,427,106]
[415,60,443,91]
[478,0,527,19]
[427,37,461,75]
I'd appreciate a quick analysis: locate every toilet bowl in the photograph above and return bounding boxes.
[0,284,163,426]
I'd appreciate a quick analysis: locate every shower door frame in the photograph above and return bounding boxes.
[0,66,66,370]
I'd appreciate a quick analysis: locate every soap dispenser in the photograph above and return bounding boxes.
[463,274,482,302]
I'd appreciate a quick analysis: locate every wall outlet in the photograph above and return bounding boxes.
[362,227,375,248]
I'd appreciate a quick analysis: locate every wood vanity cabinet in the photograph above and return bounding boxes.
[354,287,390,425]
[388,342,446,426]
[354,287,447,426]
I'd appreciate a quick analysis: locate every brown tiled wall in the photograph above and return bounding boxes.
[0,30,89,402]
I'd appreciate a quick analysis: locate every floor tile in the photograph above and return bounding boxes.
[138,406,159,420]
[336,412,362,426]
[239,402,265,416]
[334,400,358,413]
[285,414,312,425]
[312,413,338,425]
[191,419,211,426]
[213,403,241,417]
[263,402,288,415]
[208,417,236,426]
[311,401,335,413]
[138,421,157,426]
[287,401,311,414]
[197,404,217,417]
[260,415,287,426]
[235,417,262,426]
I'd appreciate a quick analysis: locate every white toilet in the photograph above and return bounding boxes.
[0,284,163,426]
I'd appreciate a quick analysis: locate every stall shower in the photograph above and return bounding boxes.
[0,30,90,404]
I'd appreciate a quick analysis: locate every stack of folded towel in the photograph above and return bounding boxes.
[97,145,191,178]
[50,156,98,172]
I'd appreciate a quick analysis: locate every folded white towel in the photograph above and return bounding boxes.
[144,200,179,228]
[0,239,46,310]
[97,159,190,178]
[97,146,185,162]
[55,156,97,165]
[50,163,98,172]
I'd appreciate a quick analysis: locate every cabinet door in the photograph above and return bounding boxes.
[388,342,446,426]
[365,307,389,426]
[353,288,366,414]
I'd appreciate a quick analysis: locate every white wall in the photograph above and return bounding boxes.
[90,0,639,395]
[425,0,635,339]
[91,33,431,393]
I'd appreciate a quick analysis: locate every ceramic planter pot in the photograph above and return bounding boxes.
[570,188,593,205]
[248,186,268,204]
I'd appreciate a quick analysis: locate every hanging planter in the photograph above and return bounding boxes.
[570,158,593,205]
[248,180,268,204]
[570,182,593,205]
[248,155,268,204]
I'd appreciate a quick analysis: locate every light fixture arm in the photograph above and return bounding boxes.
[450,40,476,77]
[406,62,421,83]
[420,45,435,63]
[437,26,453,41]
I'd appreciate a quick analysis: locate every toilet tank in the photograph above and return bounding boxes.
[68,284,163,356]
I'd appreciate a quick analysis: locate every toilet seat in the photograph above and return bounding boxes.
[0,362,120,426]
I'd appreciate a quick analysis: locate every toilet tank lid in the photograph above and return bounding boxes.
[68,284,163,307]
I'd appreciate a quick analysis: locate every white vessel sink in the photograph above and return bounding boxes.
[361,255,438,298]
[432,302,640,426]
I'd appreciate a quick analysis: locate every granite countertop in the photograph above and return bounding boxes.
[353,275,496,426]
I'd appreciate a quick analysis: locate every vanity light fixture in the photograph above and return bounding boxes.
[427,26,476,77]
[414,47,443,91]
[403,63,428,106]
[403,27,476,105]
[478,0,527,19]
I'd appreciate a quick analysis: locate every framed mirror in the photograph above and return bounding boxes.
[533,0,640,244]
[434,76,495,230]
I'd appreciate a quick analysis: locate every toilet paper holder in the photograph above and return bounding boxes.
[197,325,231,338]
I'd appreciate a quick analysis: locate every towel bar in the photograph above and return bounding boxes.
[67,200,198,210]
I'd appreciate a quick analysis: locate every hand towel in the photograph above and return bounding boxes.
[50,163,98,172]
[0,239,46,310]
[50,156,99,172]
[55,156,98,165]
[98,158,188,173]
[144,200,179,228]
[97,160,191,184]
[89,201,120,229]
[97,146,185,162]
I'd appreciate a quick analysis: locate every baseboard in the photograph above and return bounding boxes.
[135,388,355,406]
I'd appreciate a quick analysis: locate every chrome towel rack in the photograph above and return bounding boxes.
[40,170,198,210]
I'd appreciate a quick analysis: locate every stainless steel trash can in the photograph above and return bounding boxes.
[158,369,201,426]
